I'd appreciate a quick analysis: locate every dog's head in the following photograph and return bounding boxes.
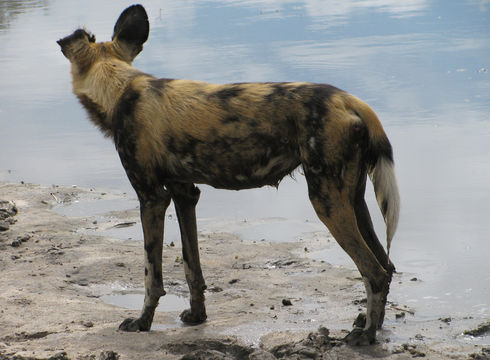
[57,4,149,73]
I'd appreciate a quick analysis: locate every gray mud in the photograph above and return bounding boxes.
[0,182,487,360]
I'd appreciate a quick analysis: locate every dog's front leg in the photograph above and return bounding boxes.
[168,183,207,324]
[119,193,171,331]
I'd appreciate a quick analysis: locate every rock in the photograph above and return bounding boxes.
[18,234,31,242]
[0,200,17,219]
[0,200,17,231]
[249,349,276,360]
[438,317,451,324]
[11,239,21,247]
[47,351,70,360]
[265,327,335,359]
[208,286,224,293]
[464,321,490,337]
[0,221,10,231]
[99,351,119,360]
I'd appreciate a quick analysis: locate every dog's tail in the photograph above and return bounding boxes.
[345,95,400,261]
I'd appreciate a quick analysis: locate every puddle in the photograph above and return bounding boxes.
[55,195,183,243]
[82,215,182,243]
[101,290,188,313]
[232,218,323,243]
[304,245,352,267]
[54,197,139,217]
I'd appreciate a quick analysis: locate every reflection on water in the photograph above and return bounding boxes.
[101,291,188,313]
[0,0,489,323]
[0,0,48,30]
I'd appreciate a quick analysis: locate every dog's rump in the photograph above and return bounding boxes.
[127,79,349,190]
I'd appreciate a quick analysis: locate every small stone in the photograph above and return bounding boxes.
[439,317,451,324]
[99,351,119,360]
[208,286,223,293]
[0,221,10,231]
[18,234,31,242]
[282,299,292,306]
[396,312,406,319]
[11,239,21,247]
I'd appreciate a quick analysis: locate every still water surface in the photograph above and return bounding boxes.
[0,0,489,322]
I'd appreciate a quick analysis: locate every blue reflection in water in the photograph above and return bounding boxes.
[0,0,489,319]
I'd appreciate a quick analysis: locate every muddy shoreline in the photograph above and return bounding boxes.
[0,182,488,359]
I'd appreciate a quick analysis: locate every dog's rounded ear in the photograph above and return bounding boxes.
[112,4,149,62]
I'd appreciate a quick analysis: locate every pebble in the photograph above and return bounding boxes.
[11,239,21,247]
[0,221,10,231]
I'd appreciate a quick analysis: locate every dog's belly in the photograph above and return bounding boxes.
[165,144,301,190]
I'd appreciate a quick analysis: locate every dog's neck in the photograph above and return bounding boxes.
[72,59,143,137]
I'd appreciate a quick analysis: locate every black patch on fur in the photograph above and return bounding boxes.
[144,235,155,255]
[116,87,140,119]
[155,268,162,284]
[112,85,155,197]
[366,137,394,171]
[76,94,109,135]
[210,86,243,102]
[304,172,333,218]
[299,84,340,193]
[163,128,300,190]
[181,244,189,264]
[265,83,290,102]
[222,115,240,123]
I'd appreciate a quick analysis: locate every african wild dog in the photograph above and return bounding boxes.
[58,4,400,345]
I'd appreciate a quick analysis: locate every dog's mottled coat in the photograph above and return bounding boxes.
[58,4,400,345]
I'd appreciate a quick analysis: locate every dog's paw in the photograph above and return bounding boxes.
[180,309,207,325]
[119,317,150,332]
[353,313,367,328]
[343,327,376,346]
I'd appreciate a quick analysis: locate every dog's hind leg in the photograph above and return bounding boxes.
[119,190,171,331]
[304,164,390,345]
[168,183,207,325]
[353,172,394,329]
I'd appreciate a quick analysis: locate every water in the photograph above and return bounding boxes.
[1,0,489,323]
[101,291,188,313]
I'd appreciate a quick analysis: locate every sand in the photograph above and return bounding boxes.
[0,182,488,360]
